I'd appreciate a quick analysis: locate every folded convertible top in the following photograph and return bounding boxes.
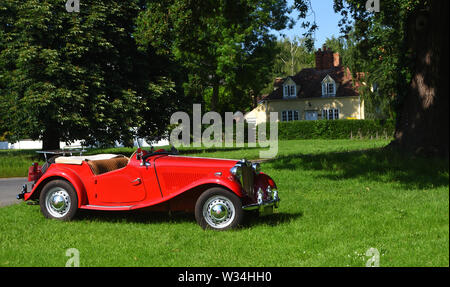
[54,154,122,165]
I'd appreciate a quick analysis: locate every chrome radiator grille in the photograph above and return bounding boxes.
[240,163,254,198]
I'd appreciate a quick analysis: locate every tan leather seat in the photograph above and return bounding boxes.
[87,157,129,175]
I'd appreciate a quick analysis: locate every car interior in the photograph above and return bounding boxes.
[86,156,129,175]
[54,154,130,175]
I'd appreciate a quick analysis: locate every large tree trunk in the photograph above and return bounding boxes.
[42,126,60,150]
[392,0,449,158]
[210,77,220,112]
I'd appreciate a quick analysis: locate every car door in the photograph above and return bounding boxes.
[95,162,146,204]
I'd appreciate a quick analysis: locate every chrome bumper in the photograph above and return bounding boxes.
[242,197,280,211]
[17,184,27,200]
[242,188,280,214]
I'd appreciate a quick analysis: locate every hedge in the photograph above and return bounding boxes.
[170,119,395,143]
[273,119,395,140]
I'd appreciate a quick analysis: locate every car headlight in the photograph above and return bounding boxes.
[230,165,242,179]
[252,163,260,174]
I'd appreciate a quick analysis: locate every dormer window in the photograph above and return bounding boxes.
[283,78,297,99]
[283,84,296,98]
[322,75,336,97]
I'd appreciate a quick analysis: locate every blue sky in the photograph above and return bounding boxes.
[274,0,343,48]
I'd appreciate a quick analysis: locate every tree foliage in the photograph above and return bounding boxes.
[0,0,178,148]
[135,0,291,114]
[334,0,448,156]
[260,36,314,97]
[292,0,413,121]
[274,37,315,77]
[294,0,448,156]
[324,34,395,120]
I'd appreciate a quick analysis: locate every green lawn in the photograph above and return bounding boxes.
[0,150,44,178]
[0,139,448,267]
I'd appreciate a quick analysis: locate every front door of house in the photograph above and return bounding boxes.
[305,111,318,121]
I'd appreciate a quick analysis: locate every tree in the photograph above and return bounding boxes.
[135,0,291,114]
[0,0,177,149]
[294,0,449,157]
[324,35,395,120]
[259,36,314,97]
[335,0,448,157]
[274,37,315,77]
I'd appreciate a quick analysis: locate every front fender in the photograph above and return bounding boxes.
[255,172,277,190]
[24,165,88,207]
[174,176,245,199]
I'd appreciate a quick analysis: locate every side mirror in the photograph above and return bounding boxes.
[170,146,179,155]
[140,159,151,167]
[136,148,143,160]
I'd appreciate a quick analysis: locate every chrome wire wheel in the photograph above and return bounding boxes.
[40,180,78,221]
[195,188,243,230]
[44,187,71,218]
[202,195,236,229]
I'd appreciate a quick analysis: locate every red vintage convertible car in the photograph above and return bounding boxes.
[17,148,280,230]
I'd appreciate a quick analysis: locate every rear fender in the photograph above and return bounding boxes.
[24,166,88,207]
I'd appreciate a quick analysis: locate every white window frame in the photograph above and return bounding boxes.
[283,84,297,99]
[282,110,300,122]
[326,83,335,95]
[322,109,340,120]
[322,76,336,97]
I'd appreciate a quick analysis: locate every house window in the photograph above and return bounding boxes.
[322,82,336,97]
[326,83,335,95]
[283,84,296,98]
[282,110,300,122]
[322,109,339,120]
[322,76,336,97]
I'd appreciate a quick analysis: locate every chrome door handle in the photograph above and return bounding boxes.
[131,178,141,185]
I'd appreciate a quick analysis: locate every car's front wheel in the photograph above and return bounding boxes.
[39,179,78,221]
[195,188,243,230]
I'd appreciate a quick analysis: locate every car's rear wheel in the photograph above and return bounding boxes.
[39,179,78,221]
[195,188,243,230]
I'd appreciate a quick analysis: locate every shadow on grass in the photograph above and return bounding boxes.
[268,147,449,190]
[75,209,195,225]
[241,211,303,228]
[75,209,303,229]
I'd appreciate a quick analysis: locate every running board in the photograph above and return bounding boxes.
[80,205,134,211]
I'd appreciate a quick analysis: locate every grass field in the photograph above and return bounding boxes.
[0,139,448,267]
[0,150,44,178]
[0,139,391,177]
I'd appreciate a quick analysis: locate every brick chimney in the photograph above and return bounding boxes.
[273,77,284,90]
[315,45,341,70]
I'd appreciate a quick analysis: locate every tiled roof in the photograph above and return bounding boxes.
[264,66,359,101]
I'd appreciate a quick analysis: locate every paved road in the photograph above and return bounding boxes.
[0,177,28,207]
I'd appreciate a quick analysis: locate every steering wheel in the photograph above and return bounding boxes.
[141,146,179,162]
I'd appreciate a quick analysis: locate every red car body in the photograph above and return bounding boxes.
[18,149,280,230]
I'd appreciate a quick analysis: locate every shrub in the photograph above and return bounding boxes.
[273,119,395,140]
